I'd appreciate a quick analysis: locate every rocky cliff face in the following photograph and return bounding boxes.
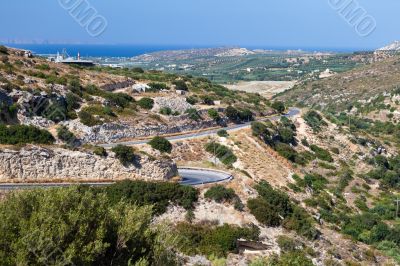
[0,146,178,182]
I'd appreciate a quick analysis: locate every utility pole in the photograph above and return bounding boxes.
[395,198,400,219]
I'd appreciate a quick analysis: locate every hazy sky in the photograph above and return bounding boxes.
[1,0,399,50]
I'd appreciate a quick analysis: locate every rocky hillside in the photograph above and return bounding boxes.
[277,54,400,113]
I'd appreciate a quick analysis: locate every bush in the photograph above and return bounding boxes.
[105,180,198,214]
[271,101,285,113]
[205,142,237,165]
[0,125,54,145]
[186,108,201,121]
[57,126,78,147]
[148,136,172,153]
[205,185,237,203]
[65,92,81,111]
[186,96,197,105]
[248,181,318,239]
[0,186,178,265]
[225,106,239,122]
[78,110,101,126]
[303,110,327,132]
[208,108,220,121]
[310,145,333,162]
[174,222,259,257]
[137,97,154,109]
[159,107,172,115]
[173,80,188,91]
[105,92,133,108]
[217,129,229,137]
[93,146,107,157]
[111,145,136,166]
[148,82,168,92]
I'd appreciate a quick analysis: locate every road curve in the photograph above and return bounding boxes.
[99,108,300,148]
[0,168,232,190]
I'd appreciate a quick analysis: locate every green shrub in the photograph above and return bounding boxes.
[303,110,327,132]
[217,129,229,137]
[93,146,107,157]
[148,82,168,92]
[0,186,179,265]
[105,92,133,108]
[0,125,54,145]
[65,92,81,111]
[159,107,172,115]
[173,80,188,91]
[205,185,237,203]
[105,180,198,214]
[186,96,197,105]
[78,110,101,126]
[148,136,172,153]
[56,126,78,146]
[208,108,220,121]
[174,222,259,257]
[137,97,154,109]
[205,142,237,165]
[186,108,201,121]
[271,101,285,113]
[111,145,136,166]
[310,145,333,162]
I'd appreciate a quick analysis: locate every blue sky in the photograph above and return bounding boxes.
[1,0,399,50]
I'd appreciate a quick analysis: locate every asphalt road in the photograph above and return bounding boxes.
[178,168,232,186]
[99,108,300,148]
[0,168,233,190]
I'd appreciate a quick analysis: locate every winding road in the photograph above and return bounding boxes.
[99,108,300,148]
[0,108,300,190]
[0,168,232,190]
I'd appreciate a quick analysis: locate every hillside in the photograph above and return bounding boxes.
[1,46,400,265]
[278,55,400,113]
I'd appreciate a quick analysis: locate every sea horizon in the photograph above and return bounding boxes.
[1,43,374,58]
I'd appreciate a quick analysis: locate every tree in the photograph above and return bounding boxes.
[57,126,78,147]
[186,108,201,121]
[208,109,220,121]
[205,185,237,203]
[148,136,172,153]
[137,97,154,110]
[225,106,239,122]
[111,145,136,165]
[78,110,101,127]
[272,101,285,113]
[173,80,188,91]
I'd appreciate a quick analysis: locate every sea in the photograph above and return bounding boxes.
[3,44,362,58]
[3,44,211,58]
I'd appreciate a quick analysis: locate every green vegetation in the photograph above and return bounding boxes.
[225,106,253,122]
[0,185,192,265]
[173,222,259,257]
[271,101,285,113]
[208,108,220,121]
[205,142,237,166]
[205,185,235,202]
[310,145,333,162]
[303,110,327,132]
[248,181,318,239]
[104,180,198,215]
[186,108,201,121]
[137,97,154,110]
[111,145,136,166]
[0,125,54,145]
[172,80,188,91]
[78,110,101,126]
[57,126,78,146]
[148,136,172,153]
[148,82,169,92]
[217,129,229,137]
[93,146,108,157]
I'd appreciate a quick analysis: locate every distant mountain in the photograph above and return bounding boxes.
[377,41,400,51]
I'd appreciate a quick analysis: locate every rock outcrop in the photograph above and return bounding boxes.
[152,97,193,113]
[0,146,178,182]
